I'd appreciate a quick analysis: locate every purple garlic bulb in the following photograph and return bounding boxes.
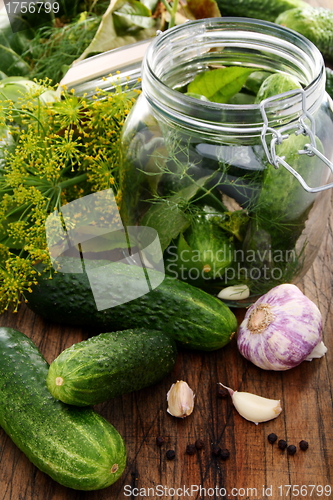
[237,284,327,371]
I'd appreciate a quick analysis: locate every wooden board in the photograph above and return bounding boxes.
[1,0,333,498]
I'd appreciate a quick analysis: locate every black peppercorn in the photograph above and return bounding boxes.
[220,448,230,461]
[268,433,278,444]
[211,445,221,457]
[166,449,176,460]
[217,386,229,398]
[299,440,309,451]
[156,436,165,446]
[287,445,297,455]
[186,444,196,456]
[195,439,205,450]
[278,439,288,451]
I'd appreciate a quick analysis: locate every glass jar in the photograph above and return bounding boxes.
[119,18,333,305]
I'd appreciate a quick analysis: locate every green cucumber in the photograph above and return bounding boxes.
[244,71,272,94]
[47,328,178,406]
[0,327,126,490]
[215,0,308,23]
[255,73,302,103]
[168,212,235,286]
[276,7,333,61]
[27,258,237,351]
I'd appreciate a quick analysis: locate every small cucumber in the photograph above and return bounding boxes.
[255,73,302,103]
[244,71,272,94]
[276,7,333,61]
[47,328,178,406]
[27,258,238,351]
[216,0,308,23]
[0,327,126,490]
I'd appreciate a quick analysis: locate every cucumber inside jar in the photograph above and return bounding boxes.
[119,62,333,302]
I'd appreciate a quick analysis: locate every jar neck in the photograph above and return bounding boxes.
[142,18,325,139]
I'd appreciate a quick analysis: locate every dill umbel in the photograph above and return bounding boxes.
[0,79,138,313]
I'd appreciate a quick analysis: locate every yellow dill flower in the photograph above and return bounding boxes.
[0,78,138,313]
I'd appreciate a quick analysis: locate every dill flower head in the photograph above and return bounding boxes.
[0,80,136,313]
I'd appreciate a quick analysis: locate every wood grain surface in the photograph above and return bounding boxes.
[1,0,333,499]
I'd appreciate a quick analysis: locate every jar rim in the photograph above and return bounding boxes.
[142,17,325,137]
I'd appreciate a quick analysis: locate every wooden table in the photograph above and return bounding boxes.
[1,0,333,498]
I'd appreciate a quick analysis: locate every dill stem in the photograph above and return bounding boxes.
[0,100,47,135]
[54,188,62,212]
[160,0,172,14]
[57,173,88,190]
[181,170,226,212]
[169,0,179,28]
[18,203,34,222]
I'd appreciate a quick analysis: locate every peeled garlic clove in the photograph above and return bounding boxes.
[218,285,250,301]
[220,383,282,425]
[167,380,195,418]
[237,283,325,370]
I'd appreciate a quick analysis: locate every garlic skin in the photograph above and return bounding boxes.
[167,380,195,418]
[237,284,326,370]
[220,383,282,425]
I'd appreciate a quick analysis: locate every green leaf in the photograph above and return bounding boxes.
[140,0,159,11]
[187,67,254,104]
[113,1,156,29]
[0,8,36,76]
[114,11,155,29]
[0,44,31,77]
[77,0,157,61]
[244,70,272,94]
[141,176,211,251]
[0,8,34,55]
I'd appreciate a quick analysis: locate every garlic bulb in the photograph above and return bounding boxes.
[167,380,195,418]
[220,383,282,424]
[237,283,326,370]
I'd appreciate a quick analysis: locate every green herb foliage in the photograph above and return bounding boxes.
[0,78,138,313]
[22,13,102,85]
[187,67,254,103]
[120,63,323,296]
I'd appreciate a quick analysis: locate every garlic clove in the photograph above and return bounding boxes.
[305,340,328,361]
[217,285,250,301]
[220,383,282,425]
[167,380,195,418]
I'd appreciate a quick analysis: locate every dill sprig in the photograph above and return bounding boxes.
[22,13,102,85]
[0,78,138,313]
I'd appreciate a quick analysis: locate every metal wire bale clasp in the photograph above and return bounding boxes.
[260,88,333,193]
